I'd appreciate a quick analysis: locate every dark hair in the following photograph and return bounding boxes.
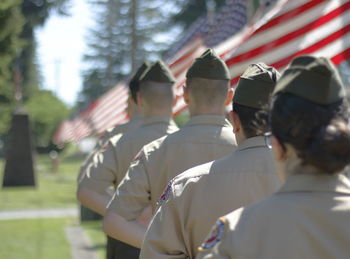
[232,102,268,138]
[129,79,139,103]
[270,92,350,174]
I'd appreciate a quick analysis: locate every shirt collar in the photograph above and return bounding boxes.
[237,136,268,152]
[142,116,172,126]
[184,115,230,127]
[278,173,350,195]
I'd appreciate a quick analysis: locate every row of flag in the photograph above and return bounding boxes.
[53,0,350,145]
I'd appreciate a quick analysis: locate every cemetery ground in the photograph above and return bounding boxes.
[0,148,106,259]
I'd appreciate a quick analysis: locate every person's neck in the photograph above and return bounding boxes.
[189,106,225,117]
[143,109,172,118]
[235,132,246,145]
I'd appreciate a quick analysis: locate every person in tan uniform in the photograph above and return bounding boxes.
[197,56,350,259]
[140,63,282,259]
[77,60,178,259]
[77,62,149,183]
[103,48,237,248]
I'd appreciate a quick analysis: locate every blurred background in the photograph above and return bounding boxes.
[0,0,349,258]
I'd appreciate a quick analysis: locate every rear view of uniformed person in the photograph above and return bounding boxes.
[198,56,350,259]
[103,48,237,248]
[77,60,178,259]
[77,62,149,182]
[141,63,282,259]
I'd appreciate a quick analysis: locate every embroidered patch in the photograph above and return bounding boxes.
[199,218,225,250]
[156,181,173,207]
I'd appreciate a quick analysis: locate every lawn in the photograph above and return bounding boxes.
[81,220,107,259]
[0,217,76,259]
[0,153,84,210]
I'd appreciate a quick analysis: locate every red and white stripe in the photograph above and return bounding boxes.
[221,0,350,85]
[54,0,350,144]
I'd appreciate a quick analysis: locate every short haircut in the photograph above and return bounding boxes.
[186,77,229,107]
[139,81,174,110]
[232,102,268,138]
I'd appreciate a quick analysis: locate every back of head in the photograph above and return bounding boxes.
[139,60,175,112]
[232,63,280,137]
[186,49,230,108]
[270,55,350,174]
[129,61,151,103]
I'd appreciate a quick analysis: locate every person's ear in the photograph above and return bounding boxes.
[271,136,286,161]
[137,92,143,106]
[225,88,234,106]
[229,110,241,134]
[183,85,189,104]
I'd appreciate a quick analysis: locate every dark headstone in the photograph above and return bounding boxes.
[2,111,36,187]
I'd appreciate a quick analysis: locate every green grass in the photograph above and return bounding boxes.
[81,221,106,259]
[0,217,75,259]
[0,153,84,210]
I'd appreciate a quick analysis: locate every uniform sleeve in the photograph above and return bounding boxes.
[196,209,245,259]
[78,141,118,194]
[140,185,187,259]
[107,150,152,220]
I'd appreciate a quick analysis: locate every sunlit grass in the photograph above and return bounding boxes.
[0,153,84,210]
[81,220,106,259]
[0,217,76,259]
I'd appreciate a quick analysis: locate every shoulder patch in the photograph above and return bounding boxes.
[199,218,226,251]
[156,180,173,207]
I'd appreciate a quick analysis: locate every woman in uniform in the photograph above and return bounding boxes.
[197,55,350,259]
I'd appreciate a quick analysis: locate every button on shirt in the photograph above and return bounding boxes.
[108,115,237,220]
[141,136,281,259]
[79,116,178,193]
[197,173,350,259]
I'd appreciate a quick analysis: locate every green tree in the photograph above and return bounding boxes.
[19,0,71,101]
[26,89,70,148]
[0,0,24,135]
[79,0,178,109]
[171,0,226,30]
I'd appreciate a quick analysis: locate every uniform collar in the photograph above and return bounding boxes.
[237,136,267,151]
[184,115,230,127]
[142,116,171,126]
[278,173,350,195]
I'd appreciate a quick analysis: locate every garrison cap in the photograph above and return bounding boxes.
[273,55,345,105]
[233,63,280,109]
[129,61,151,98]
[186,48,230,80]
[139,60,176,83]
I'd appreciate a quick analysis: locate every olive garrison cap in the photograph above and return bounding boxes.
[186,48,231,80]
[273,55,345,105]
[139,60,176,83]
[233,63,280,109]
[129,61,151,86]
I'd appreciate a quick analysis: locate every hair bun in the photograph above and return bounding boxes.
[304,120,350,173]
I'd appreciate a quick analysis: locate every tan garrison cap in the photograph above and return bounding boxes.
[140,60,175,83]
[273,55,345,105]
[186,49,230,80]
[233,63,280,109]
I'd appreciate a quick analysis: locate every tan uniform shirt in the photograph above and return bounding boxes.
[79,116,178,193]
[140,136,281,259]
[77,117,143,182]
[108,115,237,220]
[197,173,350,259]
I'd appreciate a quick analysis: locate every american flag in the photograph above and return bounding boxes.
[53,0,350,145]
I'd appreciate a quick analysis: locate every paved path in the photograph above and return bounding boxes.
[65,226,99,259]
[0,207,78,220]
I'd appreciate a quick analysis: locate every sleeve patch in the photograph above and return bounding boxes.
[199,218,225,250]
[156,181,173,207]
